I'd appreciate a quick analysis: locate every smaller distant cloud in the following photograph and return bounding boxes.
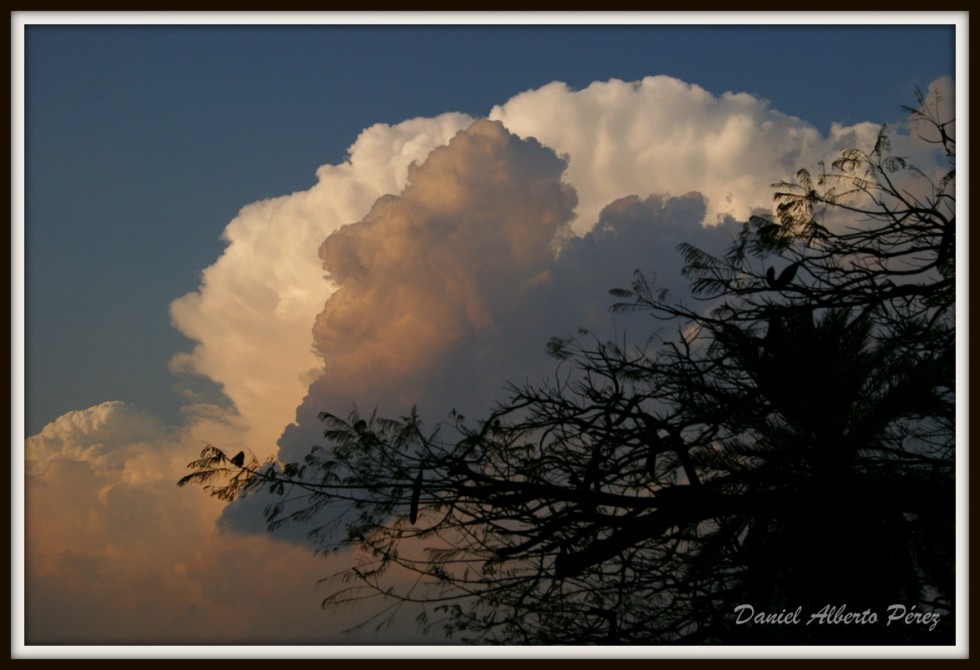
[24,401,411,644]
[26,400,172,480]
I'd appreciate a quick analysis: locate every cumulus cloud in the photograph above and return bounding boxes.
[274,120,745,469]
[168,76,897,463]
[489,76,883,232]
[169,113,474,454]
[552,191,742,325]
[24,401,424,644]
[894,75,956,182]
[26,400,171,479]
[226,77,937,521]
[170,75,908,464]
[264,120,571,464]
[317,123,572,401]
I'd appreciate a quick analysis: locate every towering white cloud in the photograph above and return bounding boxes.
[169,113,474,454]
[169,75,896,460]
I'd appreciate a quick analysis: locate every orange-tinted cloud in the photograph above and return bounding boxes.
[312,120,574,405]
[168,114,474,455]
[24,401,428,644]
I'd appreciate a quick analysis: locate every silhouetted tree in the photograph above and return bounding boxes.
[180,90,955,644]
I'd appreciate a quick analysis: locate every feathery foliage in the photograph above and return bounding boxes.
[181,91,956,644]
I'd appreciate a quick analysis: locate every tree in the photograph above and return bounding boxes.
[180,91,956,644]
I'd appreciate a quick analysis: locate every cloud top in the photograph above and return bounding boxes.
[490,75,882,232]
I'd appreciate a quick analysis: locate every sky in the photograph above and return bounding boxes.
[14,13,963,657]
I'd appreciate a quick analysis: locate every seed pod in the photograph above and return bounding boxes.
[645,442,658,478]
[409,469,423,525]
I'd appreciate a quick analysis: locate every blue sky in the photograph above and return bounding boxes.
[23,20,955,436]
[16,14,962,651]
